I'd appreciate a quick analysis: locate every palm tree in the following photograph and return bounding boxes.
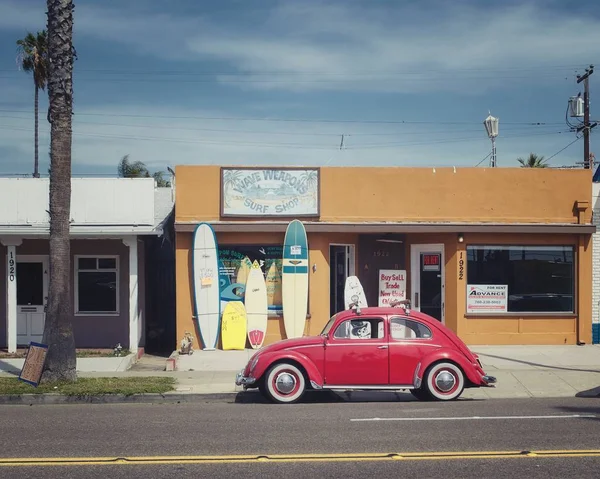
[118,154,151,178]
[222,169,244,207]
[517,153,549,168]
[42,0,77,383]
[117,155,171,187]
[16,30,48,178]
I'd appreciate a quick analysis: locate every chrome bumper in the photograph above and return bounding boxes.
[235,371,256,387]
[482,375,497,386]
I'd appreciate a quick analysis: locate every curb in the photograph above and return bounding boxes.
[0,392,242,405]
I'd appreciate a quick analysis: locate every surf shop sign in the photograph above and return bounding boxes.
[221,167,320,217]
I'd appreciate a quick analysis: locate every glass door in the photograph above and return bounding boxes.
[410,244,444,323]
[329,245,355,316]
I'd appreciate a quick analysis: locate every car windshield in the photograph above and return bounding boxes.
[320,314,337,336]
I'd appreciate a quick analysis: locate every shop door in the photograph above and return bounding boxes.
[329,245,355,316]
[410,245,444,323]
[16,256,48,345]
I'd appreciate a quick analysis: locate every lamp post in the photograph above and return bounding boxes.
[484,113,499,167]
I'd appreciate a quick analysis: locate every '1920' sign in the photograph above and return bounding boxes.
[221,168,320,217]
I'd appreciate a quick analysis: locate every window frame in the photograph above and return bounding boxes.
[389,316,433,341]
[74,255,120,316]
[464,244,576,317]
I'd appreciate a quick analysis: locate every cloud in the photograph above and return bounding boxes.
[184,1,600,92]
[2,1,598,94]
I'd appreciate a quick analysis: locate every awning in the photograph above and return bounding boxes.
[175,221,596,235]
[0,224,163,238]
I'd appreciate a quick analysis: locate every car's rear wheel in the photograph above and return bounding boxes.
[422,362,465,401]
[263,362,306,404]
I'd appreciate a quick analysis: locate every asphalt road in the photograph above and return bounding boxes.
[1,394,600,478]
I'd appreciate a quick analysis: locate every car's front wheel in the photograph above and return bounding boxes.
[422,362,465,401]
[263,362,306,404]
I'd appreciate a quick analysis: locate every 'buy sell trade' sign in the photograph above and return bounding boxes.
[378,270,406,306]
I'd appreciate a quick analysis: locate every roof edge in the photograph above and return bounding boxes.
[174,221,596,235]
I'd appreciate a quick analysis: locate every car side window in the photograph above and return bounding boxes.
[333,318,385,340]
[390,317,432,340]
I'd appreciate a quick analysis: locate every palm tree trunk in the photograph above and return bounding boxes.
[34,84,39,178]
[42,0,76,383]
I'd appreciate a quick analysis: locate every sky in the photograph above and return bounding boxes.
[0,0,599,176]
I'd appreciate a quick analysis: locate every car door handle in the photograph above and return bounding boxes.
[377,345,388,349]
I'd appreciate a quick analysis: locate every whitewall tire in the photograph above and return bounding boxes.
[423,362,465,401]
[263,362,306,404]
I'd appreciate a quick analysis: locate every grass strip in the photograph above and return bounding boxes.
[0,376,176,396]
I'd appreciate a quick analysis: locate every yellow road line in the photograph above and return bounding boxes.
[2,450,600,467]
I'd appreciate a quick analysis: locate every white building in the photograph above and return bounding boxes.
[0,177,174,354]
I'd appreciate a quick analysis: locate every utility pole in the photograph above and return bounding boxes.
[577,65,596,169]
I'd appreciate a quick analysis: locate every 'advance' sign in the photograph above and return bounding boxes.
[221,168,319,217]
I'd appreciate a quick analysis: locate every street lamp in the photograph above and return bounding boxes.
[483,112,499,167]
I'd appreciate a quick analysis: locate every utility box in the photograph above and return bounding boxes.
[569,95,584,118]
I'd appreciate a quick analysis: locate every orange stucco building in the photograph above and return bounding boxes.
[175,165,595,348]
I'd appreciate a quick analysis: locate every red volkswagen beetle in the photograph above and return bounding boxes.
[235,302,496,403]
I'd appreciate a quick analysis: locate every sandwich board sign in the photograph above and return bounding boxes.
[18,342,49,387]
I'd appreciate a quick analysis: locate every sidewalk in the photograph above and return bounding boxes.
[1,345,599,401]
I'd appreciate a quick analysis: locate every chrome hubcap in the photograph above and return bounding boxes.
[435,371,455,392]
[275,372,296,394]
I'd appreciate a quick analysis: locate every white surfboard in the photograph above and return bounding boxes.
[344,275,368,310]
[245,260,268,349]
[192,223,220,350]
[282,220,309,339]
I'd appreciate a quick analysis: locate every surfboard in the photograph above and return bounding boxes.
[221,301,247,350]
[282,219,309,339]
[235,256,253,298]
[245,260,268,349]
[344,275,368,310]
[266,262,282,312]
[192,223,220,350]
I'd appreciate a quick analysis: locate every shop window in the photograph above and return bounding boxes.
[466,246,574,313]
[333,318,385,339]
[218,245,285,315]
[75,256,119,314]
[390,317,432,339]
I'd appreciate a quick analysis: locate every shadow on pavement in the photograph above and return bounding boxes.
[233,389,481,404]
[0,360,20,376]
[575,386,600,398]
[476,353,600,374]
[553,404,600,421]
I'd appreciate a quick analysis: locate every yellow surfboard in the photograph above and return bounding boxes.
[236,256,253,297]
[221,301,247,350]
[266,262,282,311]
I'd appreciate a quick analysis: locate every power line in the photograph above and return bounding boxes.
[475,152,492,167]
[0,108,564,126]
[0,114,565,137]
[0,123,571,150]
[545,136,583,162]
[0,62,590,76]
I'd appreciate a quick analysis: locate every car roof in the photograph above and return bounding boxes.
[336,306,437,324]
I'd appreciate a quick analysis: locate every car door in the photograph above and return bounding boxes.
[324,316,389,386]
[388,315,438,385]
